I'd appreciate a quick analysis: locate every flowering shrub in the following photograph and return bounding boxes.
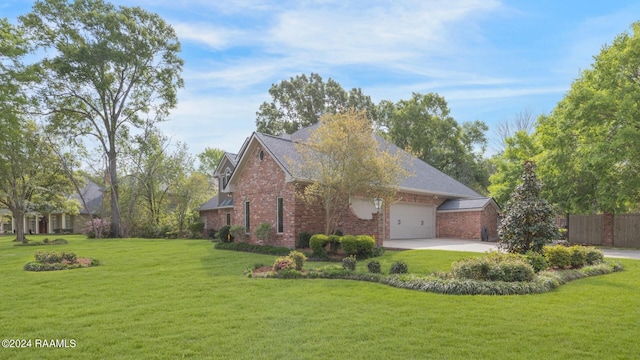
[272,256,295,272]
[82,218,111,239]
[25,251,100,272]
[288,251,307,271]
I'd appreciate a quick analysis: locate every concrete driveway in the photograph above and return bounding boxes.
[384,238,640,260]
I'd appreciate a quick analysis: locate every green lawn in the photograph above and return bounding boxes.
[1,235,638,359]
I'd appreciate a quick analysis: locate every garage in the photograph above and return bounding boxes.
[390,203,435,239]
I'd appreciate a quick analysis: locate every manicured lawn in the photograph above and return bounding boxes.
[1,235,638,359]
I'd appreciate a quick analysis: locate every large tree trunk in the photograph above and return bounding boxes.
[108,150,122,238]
[12,208,26,243]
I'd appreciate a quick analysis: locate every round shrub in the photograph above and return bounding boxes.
[340,235,357,255]
[355,235,375,256]
[569,246,588,268]
[273,256,294,272]
[452,255,535,282]
[526,251,549,273]
[544,245,571,268]
[309,234,329,255]
[288,250,307,271]
[342,255,357,271]
[585,247,604,265]
[367,260,381,274]
[390,260,408,274]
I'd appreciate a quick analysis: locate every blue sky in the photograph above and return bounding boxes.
[3,0,640,157]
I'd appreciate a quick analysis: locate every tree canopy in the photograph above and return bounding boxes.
[291,109,409,235]
[256,73,377,135]
[377,92,489,193]
[20,0,184,237]
[536,21,640,214]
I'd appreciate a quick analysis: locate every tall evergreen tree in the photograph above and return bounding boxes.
[498,161,560,254]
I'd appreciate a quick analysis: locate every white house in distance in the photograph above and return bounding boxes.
[0,180,104,235]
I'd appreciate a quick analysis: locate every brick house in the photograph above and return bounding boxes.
[198,125,500,248]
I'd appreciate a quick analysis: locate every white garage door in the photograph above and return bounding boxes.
[390,203,435,239]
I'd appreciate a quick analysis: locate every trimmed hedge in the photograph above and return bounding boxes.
[309,234,330,255]
[214,241,291,256]
[452,254,535,282]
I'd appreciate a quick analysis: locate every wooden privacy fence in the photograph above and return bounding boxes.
[568,213,640,248]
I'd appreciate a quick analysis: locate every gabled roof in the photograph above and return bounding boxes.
[225,125,482,199]
[70,179,104,215]
[213,152,238,177]
[437,198,498,211]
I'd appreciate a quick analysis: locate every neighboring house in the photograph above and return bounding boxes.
[198,125,500,248]
[0,179,105,235]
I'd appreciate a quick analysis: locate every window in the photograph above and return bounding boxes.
[277,197,284,234]
[259,150,264,161]
[244,201,250,234]
[226,213,231,226]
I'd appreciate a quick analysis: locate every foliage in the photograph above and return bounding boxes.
[21,0,184,237]
[25,250,99,272]
[292,109,410,234]
[535,21,640,214]
[543,245,571,268]
[451,254,535,282]
[585,247,604,265]
[339,235,357,255]
[328,234,341,254]
[214,241,291,256]
[297,231,312,248]
[354,235,376,257]
[217,225,233,243]
[378,92,490,193]
[569,246,588,268]
[82,218,111,239]
[188,221,205,238]
[525,251,549,273]
[255,222,274,243]
[272,256,295,272]
[229,225,247,241]
[367,260,382,274]
[288,251,307,271]
[498,161,560,254]
[389,260,409,274]
[488,130,541,206]
[197,147,225,193]
[309,234,330,255]
[342,255,357,271]
[256,73,378,135]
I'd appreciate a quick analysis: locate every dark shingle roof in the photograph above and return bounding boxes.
[197,195,234,211]
[253,127,481,199]
[437,198,495,211]
[71,179,104,214]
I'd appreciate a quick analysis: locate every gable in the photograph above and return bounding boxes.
[226,135,290,193]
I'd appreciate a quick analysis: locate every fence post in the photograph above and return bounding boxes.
[603,212,614,246]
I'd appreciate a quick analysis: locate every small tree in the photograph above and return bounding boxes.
[255,222,274,244]
[498,161,560,254]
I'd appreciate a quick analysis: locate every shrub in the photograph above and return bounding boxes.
[390,260,408,274]
[255,222,274,243]
[342,255,357,271]
[367,260,381,274]
[585,247,604,265]
[355,235,375,256]
[452,254,535,282]
[569,246,588,268]
[188,221,205,238]
[35,251,77,264]
[82,218,111,239]
[229,225,247,241]
[273,256,295,272]
[297,231,312,248]
[340,235,357,255]
[309,234,329,255]
[214,242,290,256]
[217,225,233,242]
[544,245,571,268]
[526,251,549,273]
[328,235,341,254]
[288,251,307,271]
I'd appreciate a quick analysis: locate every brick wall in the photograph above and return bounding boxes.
[201,208,233,236]
[436,201,500,240]
[232,143,298,248]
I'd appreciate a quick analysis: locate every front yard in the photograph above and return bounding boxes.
[0,235,638,359]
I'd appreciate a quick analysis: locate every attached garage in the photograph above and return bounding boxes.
[390,203,435,239]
